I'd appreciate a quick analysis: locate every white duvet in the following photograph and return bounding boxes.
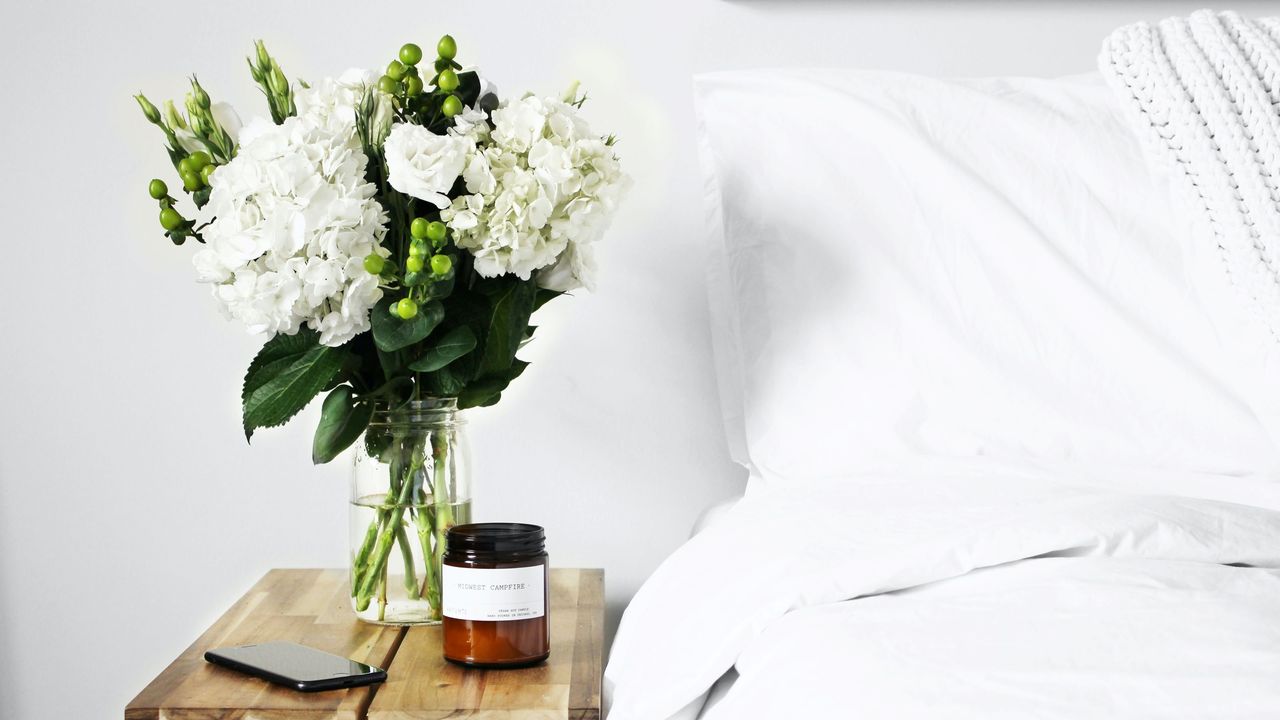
[604,461,1280,719]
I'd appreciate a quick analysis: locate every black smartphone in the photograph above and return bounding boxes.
[204,641,387,692]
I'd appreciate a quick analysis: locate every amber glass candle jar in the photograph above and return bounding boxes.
[442,523,549,667]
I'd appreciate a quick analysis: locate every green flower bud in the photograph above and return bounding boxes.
[437,35,457,61]
[163,100,188,130]
[269,61,288,95]
[190,78,211,109]
[255,39,271,68]
[134,94,162,124]
[430,254,453,275]
[148,179,169,200]
[441,95,463,117]
[437,69,459,93]
[399,43,423,66]
[159,207,184,231]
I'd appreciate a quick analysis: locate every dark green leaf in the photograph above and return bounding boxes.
[533,288,563,312]
[424,270,455,299]
[479,279,536,376]
[312,386,373,464]
[455,71,482,110]
[457,377,508,409]
[424,365,468,396]
[409,326,477,372]
[371,297,444,352]
[243,331,321,400]
[242,331,344,440]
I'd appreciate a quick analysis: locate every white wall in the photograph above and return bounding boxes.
[1,1,1274,717]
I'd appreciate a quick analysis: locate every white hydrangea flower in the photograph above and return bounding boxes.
[441,94,630,290]
[295,68,380,134]
[384,123,470,209]
[192,75,389,347]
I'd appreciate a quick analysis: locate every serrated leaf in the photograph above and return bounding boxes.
[242,331,343,440]
[243,331,322,402]
[409,326,477,373]
[312,386,373,464]
[371,297,444,352]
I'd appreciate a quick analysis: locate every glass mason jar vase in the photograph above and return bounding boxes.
[350,398,472,625]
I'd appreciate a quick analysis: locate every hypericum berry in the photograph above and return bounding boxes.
[426,220,447,243]
[430,254,453,275]
[405,76,424,96]
[437,35,457,61]
[406,255,424,273]
[178,157,195,175]
[399,43,423,66]
[181,170,203,192]
[385,60,406,81]
[200,164,216,185]
[159,207,184,231]
[410,217,430,239]
[437,68,459,93]
[396,298,419,319]
[187,151,212,170]
[363,253,386,275]
[378,75,398,94]
[441,95,463,117]
[148,179,168,199]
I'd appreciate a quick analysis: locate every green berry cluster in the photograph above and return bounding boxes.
[378,214,456,320]
[376,36,465,119]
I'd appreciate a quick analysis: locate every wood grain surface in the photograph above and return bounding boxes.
[125,568,604,720]
[367,568,603,720]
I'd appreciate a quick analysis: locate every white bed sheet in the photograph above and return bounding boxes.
[604,459,1280,719]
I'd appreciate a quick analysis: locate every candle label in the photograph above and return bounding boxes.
[442,564,546,621]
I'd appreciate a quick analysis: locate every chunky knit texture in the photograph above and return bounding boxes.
[1101,10,1280,338]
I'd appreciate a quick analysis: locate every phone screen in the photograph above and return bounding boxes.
[207,641,382,683]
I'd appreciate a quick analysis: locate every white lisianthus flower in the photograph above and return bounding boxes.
[192,78,389,347]
[441,93,630,289]
[384,124,470,209]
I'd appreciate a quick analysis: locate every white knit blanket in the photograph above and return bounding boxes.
[1101,10,1280,338]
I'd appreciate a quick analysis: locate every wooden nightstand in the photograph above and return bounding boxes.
[126,568,604,719]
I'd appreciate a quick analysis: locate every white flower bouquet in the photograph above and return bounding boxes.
[135,37,628,622]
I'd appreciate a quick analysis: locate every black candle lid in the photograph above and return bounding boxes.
[446,523,545,559]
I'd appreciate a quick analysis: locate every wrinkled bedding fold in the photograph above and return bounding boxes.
[604,462,1280,719]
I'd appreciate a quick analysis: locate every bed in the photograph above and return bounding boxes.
[604,19,1280,719]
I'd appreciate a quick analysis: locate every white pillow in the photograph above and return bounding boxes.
[695,69,1280,488]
